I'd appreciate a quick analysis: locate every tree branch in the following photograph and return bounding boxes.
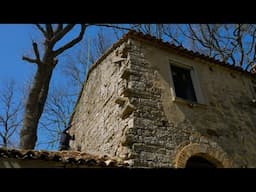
[0,115,4,123]
[95,24,132,31]
[163,30,182,46]
[46,24,54,37]
[247,28,256,54]
[188,24,212,50]
[51,24,76,44]
[32,42,41,63]
[53,24,87,57]
[8,122,21,138]
[0,132,4,139]
[35,24,47,37]
[54,24,63,34]
[22,42,42,65]
[22,56,38,64]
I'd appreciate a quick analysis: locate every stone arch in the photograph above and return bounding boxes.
[174,143,232,168]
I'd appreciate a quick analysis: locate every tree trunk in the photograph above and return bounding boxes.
[20,64,54,149]
[19,24,87,149]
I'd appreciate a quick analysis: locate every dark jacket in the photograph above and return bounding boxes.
[59,127,73,151]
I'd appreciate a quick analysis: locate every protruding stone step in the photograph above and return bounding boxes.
[120,102,136,119]
[112,57,126,64]
[114,96,128,105]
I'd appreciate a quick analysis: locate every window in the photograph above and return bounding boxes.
[170,65,197,102]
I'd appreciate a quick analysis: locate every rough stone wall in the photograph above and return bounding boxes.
[124,38,256,168]
[70,36,256,168]
[120,40,183,167]
[69,42,134,161]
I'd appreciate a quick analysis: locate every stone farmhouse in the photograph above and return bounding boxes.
[68,30,256,168]
[1,30,256,168]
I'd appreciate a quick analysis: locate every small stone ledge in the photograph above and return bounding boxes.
[120,102,136,119]
[173,97,208,109]
[120,68,140,80]
[120,68,132,79]
[120,88,132,97]
[114,96,128,105]
[112,57,126,64]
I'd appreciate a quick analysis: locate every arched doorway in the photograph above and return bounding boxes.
[185,155,216,168]
[174,143,232,168]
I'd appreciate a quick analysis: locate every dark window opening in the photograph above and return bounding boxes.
[171,65,197,102]
[186,156,216,168]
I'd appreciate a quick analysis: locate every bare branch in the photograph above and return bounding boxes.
[46,24,54,37]
[0,132,4,139]
[0,115,4,123]
[188,25,212,50]
[32,42,41,63]
[0,80,21,148]
[22,42,42,65]
[38,84,75,149]
[95,24,132,31]
[22,56,38,64]
[8,122,21,138]
[247,27,256,54]
[163,26,182,46]
[51,24,76,44]
[35,24,47,36]
[53,24,87,57]
[54,24,63,34]
[63,60,84,87]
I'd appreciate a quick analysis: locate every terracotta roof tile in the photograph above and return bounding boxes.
[0,148,129,167]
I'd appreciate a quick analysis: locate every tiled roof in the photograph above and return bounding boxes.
[0,148,129,167]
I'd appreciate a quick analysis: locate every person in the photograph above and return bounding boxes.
[251,64,256,74]
[58,126,74,151]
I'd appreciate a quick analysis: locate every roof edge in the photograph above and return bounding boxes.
[0,148,128,167]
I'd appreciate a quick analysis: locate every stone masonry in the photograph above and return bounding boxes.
[69,31,256,168]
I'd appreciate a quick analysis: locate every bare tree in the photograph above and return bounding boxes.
[62,40,93,91]
[95,28,113,57]
[183,24,256,71]
[20,24,88,149]
[133,24,256,71]
[62,28,114,91]
[37,84,75,150]
[30,29,116,150]
[0,80,22,148]
[131,24,164,39]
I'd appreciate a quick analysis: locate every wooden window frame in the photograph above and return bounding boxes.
[169,59,206,105]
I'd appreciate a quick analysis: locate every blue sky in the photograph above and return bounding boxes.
[0,24,101,83]
[0,24,121,150]
[0,24,35,148]
[0,24,35,82]
[0,25,97,149]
